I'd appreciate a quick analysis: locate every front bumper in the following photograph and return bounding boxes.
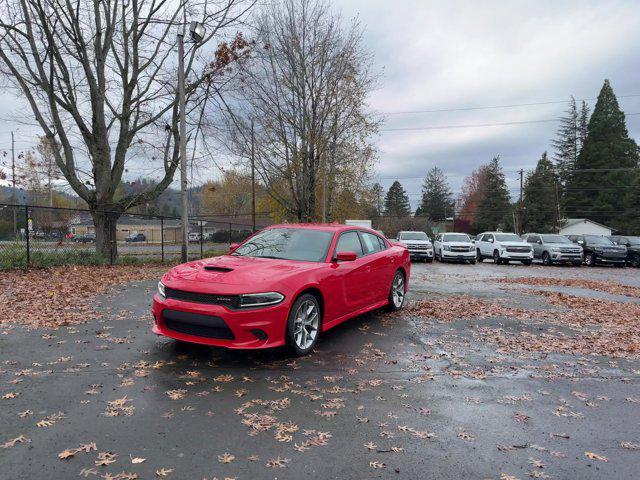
[409,249,433,259]
[596,256,626,264]
[550,252,582,262]
[152,294,288,349]
[441,250,475,261]
[499,250,533,260]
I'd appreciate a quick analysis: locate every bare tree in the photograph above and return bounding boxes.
[0,0,254,259]
[221,0,378,222]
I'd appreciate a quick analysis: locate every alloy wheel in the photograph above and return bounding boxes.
[292,300,319,350]
[493,251,501,264]
[392,272,405,309]
[542,252,551,266]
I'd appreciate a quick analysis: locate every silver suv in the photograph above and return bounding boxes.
[522,233,583,266]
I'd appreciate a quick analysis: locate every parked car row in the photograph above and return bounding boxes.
[394,230,640,268]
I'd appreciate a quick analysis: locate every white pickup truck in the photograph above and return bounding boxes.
[397,231,433,263]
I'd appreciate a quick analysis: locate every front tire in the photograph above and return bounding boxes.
[388,270,406,311]
[286,294,321,356]
[493,250,502,265]
[542,252,552,266]
[585,252,596,267]
[631,253,640,268]
[476,249,483,263]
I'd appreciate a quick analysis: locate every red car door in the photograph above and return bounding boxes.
[358,231,391,302]
[326,230,371,319]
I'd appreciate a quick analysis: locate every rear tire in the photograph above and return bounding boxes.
[286,294,321,356]
[387,270,406,312]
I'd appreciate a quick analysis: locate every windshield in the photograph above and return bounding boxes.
[584,235,614,245]
[495,233,522,242]
[443,234,470,242]
[623,236,640,245]
[232,228,334,262]
[541,235,571,244]
[400,232,429,241]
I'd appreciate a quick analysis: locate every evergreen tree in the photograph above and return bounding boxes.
[522,152,557,233]
[418,166,453,221]
[564,79,640,230]
[473,156,512,232]
[371,183,385,217]
[384,180,411,217]
[551,97,591,192]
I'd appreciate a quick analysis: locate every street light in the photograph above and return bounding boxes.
[178,19,206,263]
[189,21,205,42]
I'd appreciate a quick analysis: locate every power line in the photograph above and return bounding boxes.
[380,112,640,132]
[382,93,640,115]
[376,166,640,181]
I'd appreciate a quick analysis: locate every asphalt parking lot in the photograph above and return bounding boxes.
[1,261,639,479]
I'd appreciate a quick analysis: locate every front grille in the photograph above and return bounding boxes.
[506,246,531,253]
[602,250,626,258]
[559,248,582,254]
[407,244,431,250]
[162,309,235,339]
[450,246,472,252]
[164,286,240,308]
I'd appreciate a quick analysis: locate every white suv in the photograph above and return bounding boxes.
[397,231,433,263]
[434,232,476,264]
[476,232,533,265]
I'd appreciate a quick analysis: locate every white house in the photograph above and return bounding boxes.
[559,218,613,236]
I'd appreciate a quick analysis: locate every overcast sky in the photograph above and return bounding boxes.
[342,0,640,206]
[1,0,640,208]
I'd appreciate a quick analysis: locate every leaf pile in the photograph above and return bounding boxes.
[0,264,166,329]
[495,276,640,298]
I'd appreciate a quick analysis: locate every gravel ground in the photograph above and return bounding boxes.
[1,261,639,479]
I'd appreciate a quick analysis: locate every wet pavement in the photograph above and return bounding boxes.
[1,261,639,479]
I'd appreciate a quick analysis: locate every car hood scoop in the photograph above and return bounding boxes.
[203,266,234,273]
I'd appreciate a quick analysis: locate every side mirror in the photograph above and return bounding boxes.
[577,240,584,245]
[488,238,494,243]
[537,239,542,244]
[229,243,239,253]
[335,251,357,262]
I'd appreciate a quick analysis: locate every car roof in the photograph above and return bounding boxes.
[266,223,380,234]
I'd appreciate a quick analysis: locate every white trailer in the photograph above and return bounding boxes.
[345,219,372,229]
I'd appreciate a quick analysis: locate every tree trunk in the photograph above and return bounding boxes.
[91,209,120,264]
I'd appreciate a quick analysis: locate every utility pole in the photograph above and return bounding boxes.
[518,168,524,235]
[178,19,188,263]
[11,132,17,239]
[321,151,326,223]
[554,180,560,233]
[251,119,256,232]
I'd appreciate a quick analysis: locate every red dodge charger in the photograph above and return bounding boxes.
[152,224,410,355]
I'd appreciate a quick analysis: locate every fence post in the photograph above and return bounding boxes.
[24,205,30,267]
[160,216,165,263]
[199,221,203,259]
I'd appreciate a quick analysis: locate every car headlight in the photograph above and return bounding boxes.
[157,281,166,299]
[551,247,561,252]
[238,292,285,308]
[443,245,451,251]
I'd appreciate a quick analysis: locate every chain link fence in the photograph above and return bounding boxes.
[0,203,268,270]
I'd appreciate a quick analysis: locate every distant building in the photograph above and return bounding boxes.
[559,218,613,236]
[69,215,182,242]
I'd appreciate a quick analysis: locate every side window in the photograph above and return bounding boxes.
[486,234,494,242]
[377,235,387,251]
[530,235,540,243]
[360,232,383,255]
[335,231,364,258]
